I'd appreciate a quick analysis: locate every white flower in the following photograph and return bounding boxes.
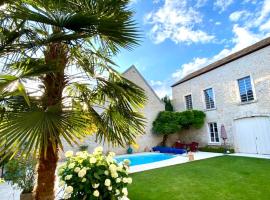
[122,188,128,196]
[82,178,86,182]
[106,156,114,163]
[104,179,111,187]
[108,152,115,157]
[127,177,132,184]
[108,186,112,191]
[65,151,73,158]
[120,196,130,200]
[93,190,100,197]
[74,167,80,173]
[111,172,118,178]
[115,189,120,195]
[65,175,72,180]
[65,186,73,194]
[90,157,97,164]
[94,146,103,154]
[78,169,87,178]
[76,151,82,156]
[116,178,121,183]
[63,193,71,199]
[59,180,65,187]
[92,183,100,188]
[68,163,75,169]
[117,164,123,171]
[109,164,117,172]
[104,170,109,175]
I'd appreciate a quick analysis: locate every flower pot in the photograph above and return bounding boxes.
[20,193,33,200]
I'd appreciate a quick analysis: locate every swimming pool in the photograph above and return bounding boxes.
[115,153,176,166]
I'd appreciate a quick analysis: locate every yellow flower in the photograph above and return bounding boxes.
[82,178,86,182]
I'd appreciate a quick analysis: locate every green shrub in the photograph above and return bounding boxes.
[4,155,36,193]
[198,146,235,154]
[153,110,206,146]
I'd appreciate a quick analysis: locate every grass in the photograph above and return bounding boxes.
[128,156,270,200]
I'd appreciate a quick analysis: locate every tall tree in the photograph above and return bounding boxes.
[162,95,173,111]
[0,1,146,199]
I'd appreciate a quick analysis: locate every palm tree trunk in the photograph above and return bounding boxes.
[34,41,68,200]
[34,143,58,200]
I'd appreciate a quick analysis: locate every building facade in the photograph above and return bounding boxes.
[62,65,164,156]
[172,38,270,154]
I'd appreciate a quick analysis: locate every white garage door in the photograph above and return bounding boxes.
[234,116,270,154]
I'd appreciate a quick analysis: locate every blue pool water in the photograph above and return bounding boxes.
[115,153,176,166]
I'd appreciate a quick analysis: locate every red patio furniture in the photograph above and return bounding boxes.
[187,142,199,152]
[174,141,186,149]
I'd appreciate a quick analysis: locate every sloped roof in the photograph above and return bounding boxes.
[172,36,270,87]
[122,65,164,104]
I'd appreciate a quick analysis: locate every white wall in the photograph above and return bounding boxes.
[172,46,270,148]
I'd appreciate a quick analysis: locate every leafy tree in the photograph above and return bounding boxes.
[0,1,146,199]
[153,111,181,146]
[162,95,173,111]
[153,110,206,146]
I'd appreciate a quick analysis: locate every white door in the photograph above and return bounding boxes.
[234,117,270,154]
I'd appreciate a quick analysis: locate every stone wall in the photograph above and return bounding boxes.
[172,46,270,148]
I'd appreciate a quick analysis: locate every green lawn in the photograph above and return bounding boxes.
[128,156,270,200]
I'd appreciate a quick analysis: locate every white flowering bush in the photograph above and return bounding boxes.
[58,147,132,200]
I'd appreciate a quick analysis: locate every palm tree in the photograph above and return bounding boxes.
[0,0,146,199]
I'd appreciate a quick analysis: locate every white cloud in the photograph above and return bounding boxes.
[255,0,270,25]
[229,10,249,22]
[195,0,208,8]
[214,0,234,12]
[145,0,214,44]
[260,20,270,30]
[150,80,163,86]
[215,21,221,25]
[172,25,263,80]
[154,85,171,98]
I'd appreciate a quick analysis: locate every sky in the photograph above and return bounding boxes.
[114,0,270,98]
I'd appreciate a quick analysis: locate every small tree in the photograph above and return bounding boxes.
[153,110,206,146]
[162,95,173,111]
[152,111,181,146]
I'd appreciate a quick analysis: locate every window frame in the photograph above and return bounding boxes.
[237,75,256,104]
[203,87,216,110]
[184,94,193,110]
[207,122,220,144]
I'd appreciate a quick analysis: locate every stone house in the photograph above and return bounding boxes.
[62,65,164,155]
[172,37,270,154]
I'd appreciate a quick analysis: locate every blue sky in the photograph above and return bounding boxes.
[114,0,270,98]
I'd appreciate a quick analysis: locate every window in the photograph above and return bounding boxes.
[208,122,220,143]
[204,88,215,109]
[185,94,193,110]
[237,76,254,103]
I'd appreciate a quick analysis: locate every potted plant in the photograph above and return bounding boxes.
[4,155,36,200]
